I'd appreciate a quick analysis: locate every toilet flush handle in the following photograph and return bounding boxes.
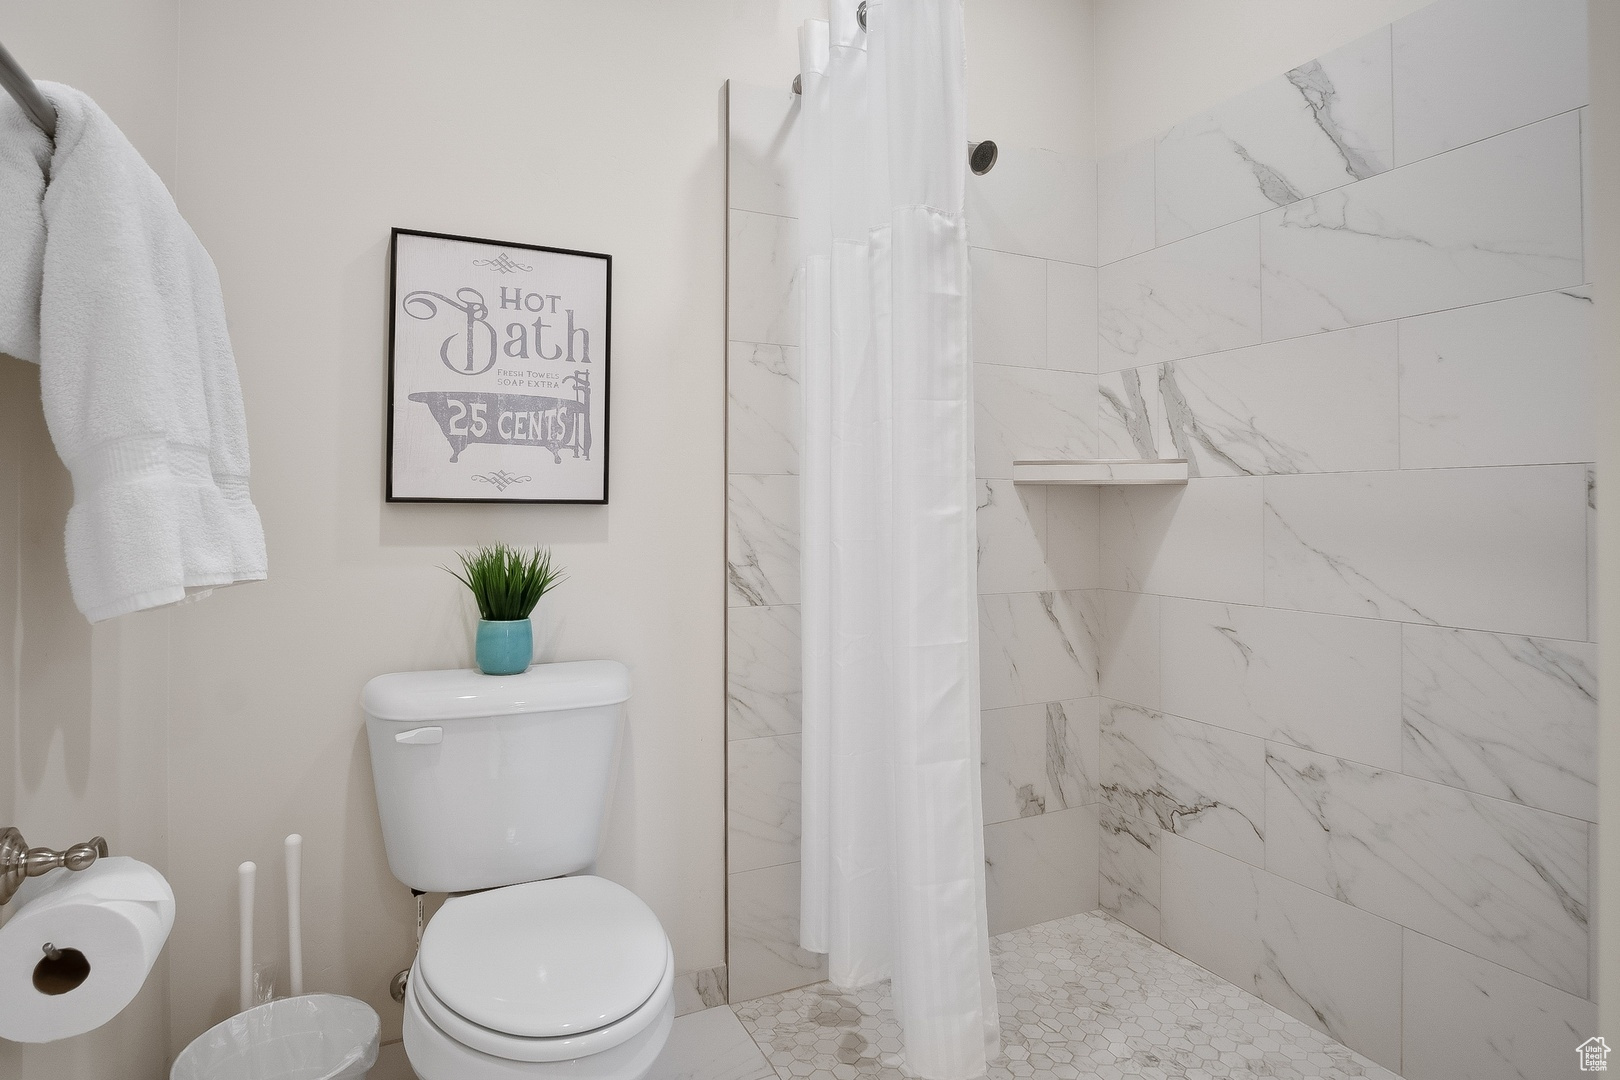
[394,726,443,745]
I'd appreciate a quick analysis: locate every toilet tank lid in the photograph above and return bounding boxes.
[362,660,630,722]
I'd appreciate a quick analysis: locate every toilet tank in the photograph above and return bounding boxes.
[363,660,630,893]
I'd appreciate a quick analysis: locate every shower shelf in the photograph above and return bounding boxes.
[1011,459,1189,486]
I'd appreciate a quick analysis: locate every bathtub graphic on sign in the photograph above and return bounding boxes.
[387,229,611,503]
[408,376,592,464]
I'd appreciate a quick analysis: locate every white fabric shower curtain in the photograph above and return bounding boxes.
[796,2,999,1077]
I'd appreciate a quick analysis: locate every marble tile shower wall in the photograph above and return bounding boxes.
[724,83,1105,1005]
[968,139,1102,941]
[1090,1,1597,1077]
[726,83,817,1006]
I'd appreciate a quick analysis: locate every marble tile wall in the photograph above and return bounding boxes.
[969,142,1102,944]
[725,84,1104,1005]
[1092,3,1599,1077]
[726,82,824,1004]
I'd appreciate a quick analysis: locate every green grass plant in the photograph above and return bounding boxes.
[448,544,566,621]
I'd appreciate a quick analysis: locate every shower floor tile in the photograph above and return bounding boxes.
[730,910,1400,1080]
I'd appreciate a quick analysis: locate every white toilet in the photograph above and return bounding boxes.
[363,660,673,1080]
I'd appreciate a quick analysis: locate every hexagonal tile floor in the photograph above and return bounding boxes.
[731,910,1401,1080]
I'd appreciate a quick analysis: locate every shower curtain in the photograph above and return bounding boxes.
[796,1,999,1076]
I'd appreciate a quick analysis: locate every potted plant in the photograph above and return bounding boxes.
[448,544,566,676]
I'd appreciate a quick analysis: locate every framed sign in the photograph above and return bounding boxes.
[387,228,611,503]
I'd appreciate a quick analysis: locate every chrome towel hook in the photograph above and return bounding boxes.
[0,828,110,906]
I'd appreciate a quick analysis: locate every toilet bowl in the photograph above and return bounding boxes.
[362,662,673,1079]
[401,876,674,1080]
[404,974,674,1080]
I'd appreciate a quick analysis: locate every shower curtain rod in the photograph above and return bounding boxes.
[0,39,56,137]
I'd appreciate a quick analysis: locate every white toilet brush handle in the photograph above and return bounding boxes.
[285,835,303,997]
[238,861,256,1013]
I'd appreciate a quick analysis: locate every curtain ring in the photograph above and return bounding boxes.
[857,2,868,31]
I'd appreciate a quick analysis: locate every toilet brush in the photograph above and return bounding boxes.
[238,861,255,1013]
[285,835,304,997]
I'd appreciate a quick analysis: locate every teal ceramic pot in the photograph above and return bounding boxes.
[475,619,532,676]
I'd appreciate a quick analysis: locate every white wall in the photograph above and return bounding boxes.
[0,359,175,1080]
[966,0,1094,155]
[1092,0,1436,156]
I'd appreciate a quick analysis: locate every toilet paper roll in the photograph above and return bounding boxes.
[0,856,175,1043]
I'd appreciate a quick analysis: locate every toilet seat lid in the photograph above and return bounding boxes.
[417,875,668,1038]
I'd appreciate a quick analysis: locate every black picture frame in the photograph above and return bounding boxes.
[386,227,612,504]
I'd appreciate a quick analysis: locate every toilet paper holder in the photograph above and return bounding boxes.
[0,827,109,907]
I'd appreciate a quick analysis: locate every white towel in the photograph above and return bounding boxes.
[0,96,49,361]
[16,84,267,621]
